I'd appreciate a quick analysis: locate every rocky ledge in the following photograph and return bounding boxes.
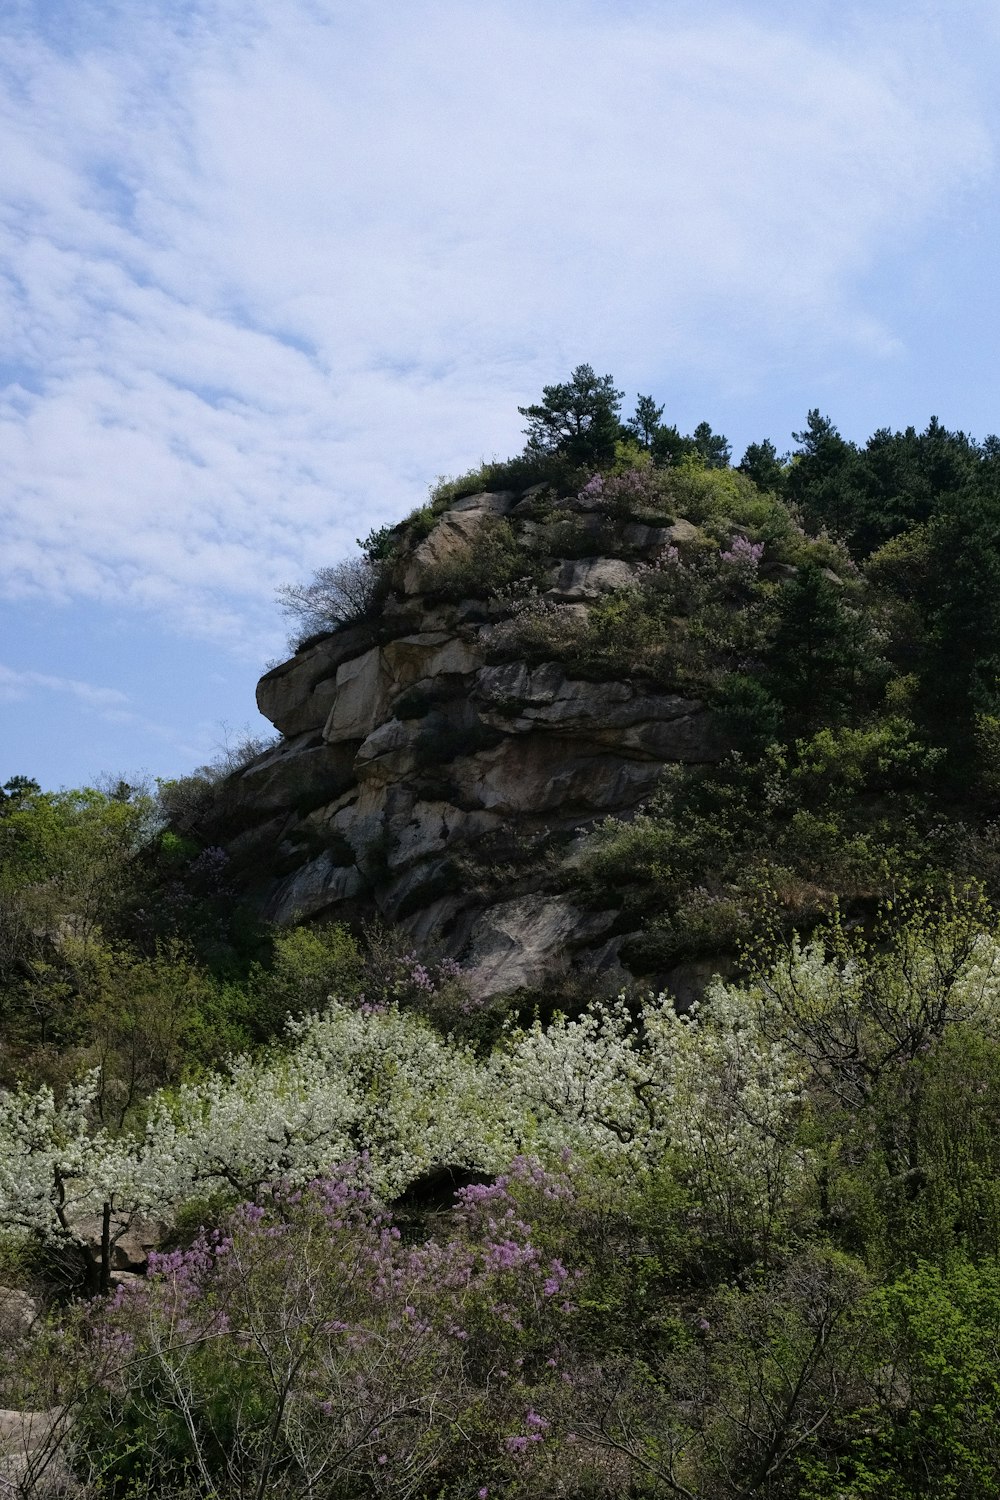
[211,486,725,997]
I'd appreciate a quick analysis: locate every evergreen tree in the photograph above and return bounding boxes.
[920,466,1000,764]
[518,364,624,468]
[786,409,857,537]
[739,438,785,493]
[626,393,665,449]
[692,420,732,469]
[651,422,696,466]
[768,563,867,727]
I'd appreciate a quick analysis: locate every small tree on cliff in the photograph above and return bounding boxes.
[518,364,624,468]
[277,557,378,639]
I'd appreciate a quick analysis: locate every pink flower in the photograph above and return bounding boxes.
[719,534,764,569]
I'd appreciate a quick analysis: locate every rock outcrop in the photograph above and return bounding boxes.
[0,1408,78,1497]
[212,486,724,996]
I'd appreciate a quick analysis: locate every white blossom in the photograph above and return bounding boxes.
[5,929,996,1247]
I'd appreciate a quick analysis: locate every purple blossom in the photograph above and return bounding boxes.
[484,1237,538,1271]
[77,1158,583,1489]
[543,1258,569,1296]
[720,534,764,569]
[636,542,684,584]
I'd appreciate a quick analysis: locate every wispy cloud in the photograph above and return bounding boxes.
[0,661,129,710]
[0,657,211,766]
[0,0,993,652]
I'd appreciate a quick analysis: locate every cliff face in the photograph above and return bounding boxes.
[215,485,724,998]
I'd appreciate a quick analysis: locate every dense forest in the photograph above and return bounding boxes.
[5,368,1000,1496]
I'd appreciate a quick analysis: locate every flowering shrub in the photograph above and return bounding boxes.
[6,913,1000,1289]
[143,1000,517,1206]
[484,595,589,663]
[351,922,487,1039]
[486,527,774,690]
[17,1173,1000,1498]
[575,466,671,520]
[720,534,765,570]
[419,517,545,601]
[8,910,1000,1494]
[69,1163,615,1500]
[0,983,803,1279]
[0,1071,152,1254]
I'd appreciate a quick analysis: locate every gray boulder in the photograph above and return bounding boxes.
[256,623,373,736]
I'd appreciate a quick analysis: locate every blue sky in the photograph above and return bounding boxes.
[2,0,1000,789]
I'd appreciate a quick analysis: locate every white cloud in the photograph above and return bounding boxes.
[0,662,129,710]
[0,0,993,651]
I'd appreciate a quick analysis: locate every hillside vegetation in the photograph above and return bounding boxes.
[4,371,1000,1497]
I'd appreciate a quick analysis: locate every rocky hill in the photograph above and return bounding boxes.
[210,480,737,1000]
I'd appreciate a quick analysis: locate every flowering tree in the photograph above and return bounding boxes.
[0,1072,162,1291]
[5,916,1000,1286]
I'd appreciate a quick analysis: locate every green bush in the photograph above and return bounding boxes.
[801,1257,1000,1497]
[428,450,580,507]
[421,516,544,600]
[663,455,764,524]
[484,596,590,663]
[237,923,365,1038]
[716,672,784,753]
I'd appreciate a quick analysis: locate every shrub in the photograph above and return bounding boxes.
[578,587,674,680]
[574,466,673,521]
[428,451,579,508]
[716,672,784,753]
[421,517,544,601]
[277,554,384,645]
[68,1162,596,1500]
[155,729,279,836]
[642,886,758,965]
[238,923,366,1038]
[154,768,220,836]
[483,596,589,663]
[663,456,764,524]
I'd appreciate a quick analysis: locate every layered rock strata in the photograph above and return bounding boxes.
[215,487,723,996]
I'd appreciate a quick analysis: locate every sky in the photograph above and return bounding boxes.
[2,0,1000,790]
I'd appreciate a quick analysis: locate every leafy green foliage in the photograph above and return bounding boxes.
[426,451,586,513]
[518,363,624,467]
[419,515,545,600]
[576,723,947,964]
[11,380,1000,1495]
[12,912,1000,1495]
